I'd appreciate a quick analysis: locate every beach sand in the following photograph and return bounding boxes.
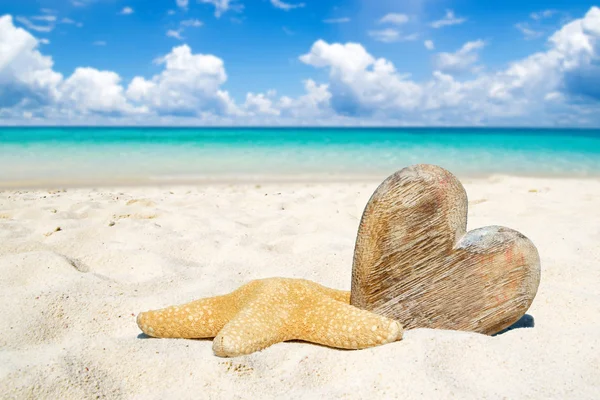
[0,175,599,399]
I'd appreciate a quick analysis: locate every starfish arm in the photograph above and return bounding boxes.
[137,294,239,339]
[299,296,403,350]
[137,278,401,357]
[212,300,291,357]
[314,285,351,303]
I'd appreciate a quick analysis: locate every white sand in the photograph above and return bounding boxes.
[0,176,599,399]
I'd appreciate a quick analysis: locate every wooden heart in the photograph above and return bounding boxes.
[351,164,541,335]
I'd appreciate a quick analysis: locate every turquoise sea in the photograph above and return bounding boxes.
[1,127,600,185]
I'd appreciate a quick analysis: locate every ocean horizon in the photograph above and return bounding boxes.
[2,127,600,186]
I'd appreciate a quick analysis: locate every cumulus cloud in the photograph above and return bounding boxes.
[547,7,600,101]
[297,7,600,124]
[430,10,466,29]
[176,0,189,10]
[60,68,134,115]
[244,92,280,116]
[300,40,422,116]
[277,79,332,119]
[424,40,435,50]
[270,0,305,11]
[1,7,600,126]
[0,16,235,121]
[125,45,236,116]
[0,15,62,108]
[434,40,485,74]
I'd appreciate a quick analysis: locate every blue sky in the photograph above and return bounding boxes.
[1,0,599,126]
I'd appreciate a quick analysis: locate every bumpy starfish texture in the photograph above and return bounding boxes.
[137,278,403,357]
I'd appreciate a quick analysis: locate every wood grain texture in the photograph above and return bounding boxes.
[351,164,541,335]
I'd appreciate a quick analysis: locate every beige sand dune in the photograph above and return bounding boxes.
[1,176,599,398]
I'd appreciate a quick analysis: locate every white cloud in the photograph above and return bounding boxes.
[166,29,184,40]
[168,10,177,15]
[15,16,54,32]
[60,68,135,114]
[32,15,57,22]
[531,10,556,20]
[367,29,391,42]
[430,10,466,29]
[545,91,563,101]
[125,45,235,116]
[198,0,243,18]
[93,41,107,46]
[296,7,600,124]
[59,17,83,27]
[300,40,422,115]
[0,16,232,120]
[181,19,203,27]
[71,0,95,6]
[39,38,50,45]
[0,17,138,116]
[516,10,561,40]
[2,8,600,126]
[368,29,418,43]
[378,13,409,25]
[424,40,434,50]
[434,40,485,74]
[515,23,544,40]
[40,8,56,14]
[176,0,189,10]
[277,79,332,119]
[323,17,350,24]
[244,92,280,116]
[0,15,62,108]
[120,7,134,15]
[270,0,305,11]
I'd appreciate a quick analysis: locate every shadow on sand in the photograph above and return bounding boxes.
[493,314,535,336]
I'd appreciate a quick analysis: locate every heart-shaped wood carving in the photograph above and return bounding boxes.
[351,164,541,335]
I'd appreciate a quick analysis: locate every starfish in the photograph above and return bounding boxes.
[137,278,403,357]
